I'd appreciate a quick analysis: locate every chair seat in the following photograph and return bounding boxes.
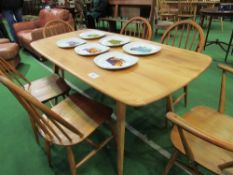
[40,93,112,146]
[177,14,194,18]
[24,74,70,102]
[171,106,233,174]
[156,20,174,29]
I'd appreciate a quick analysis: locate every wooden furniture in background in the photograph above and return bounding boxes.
[0,57,70,103]
[200,7,233,61]
[163,64,233,175]
[0,75,113,175]
[161,20,205,112]
[99,0,155,32]
[177,0,197,20]
[120,17,153,40]
[31,30,212,175]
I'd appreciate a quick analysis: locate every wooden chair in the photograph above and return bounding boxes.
[158,0,177,21]
[161,20,205,112]
[0,75,114,175]
[43,19,74,38]
[0,57,70,103]
[177,0,197,21]
[43,19,74,76]
[120,16,153,40]
[163,64,233,175]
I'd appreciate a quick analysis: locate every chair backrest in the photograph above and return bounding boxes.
[218,64,233,113]
[160,20,205,52]
[120,16,153,40]
[0,75,83,143]
[43,19,74,38]
[178,0,196,16]
[0,57,30,87]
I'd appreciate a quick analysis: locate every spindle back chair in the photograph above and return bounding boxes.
[43,19,74,38]
[0,57,70,103]
[120,16,153,40]
[0,75,113,175]
[161,20,205,112]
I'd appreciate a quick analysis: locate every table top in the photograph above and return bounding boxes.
[165,0,220,4]
[31,30,212,107]
[200,7,233,15]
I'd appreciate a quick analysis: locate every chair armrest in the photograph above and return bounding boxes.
[167,112,233,152]
[218,64,233,74]
[13,20,39,33]
[31,28,44,41]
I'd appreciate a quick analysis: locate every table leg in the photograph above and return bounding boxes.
[204,16,213,49]
[225,30,233,62]
[116,101,126,175]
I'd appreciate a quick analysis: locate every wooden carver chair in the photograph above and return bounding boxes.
[120,16,153,40]
[0,75,114,175]
[161,20,205,112]
[43,19,74,76]
[163,64,233,175]
[0,57,70,103]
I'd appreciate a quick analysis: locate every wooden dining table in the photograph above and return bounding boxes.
[31,29,212,175]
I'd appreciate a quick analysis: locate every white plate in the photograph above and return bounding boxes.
[123,42,161,55]
[79,30,105,39]
[94,51,139,70]
[99,36,130,47]
[74,43,110,56]
[56,37,86,48]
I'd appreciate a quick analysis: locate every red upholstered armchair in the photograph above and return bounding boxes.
[13,8,74,56]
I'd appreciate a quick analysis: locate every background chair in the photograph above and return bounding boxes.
[0,75,114,175]
[13,8,74,58]
[161,20,205,112]
[163,64,233,175]
[177,0,197,21]
[120,16,153,40]
[0,57,70,103]
[42,19,74,38]
[42,19,74,77]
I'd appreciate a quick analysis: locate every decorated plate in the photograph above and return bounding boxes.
[74,43,110,56]
[99,36,130,47]
[123,42,161,55]
[94,51,138,70]
[56,37,86,48]
[79,30,105,39]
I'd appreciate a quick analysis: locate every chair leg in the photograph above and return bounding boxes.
[29,116,39,144]
[67,146,77,175]
[162,150,179,175]
[45,141,52,167]
[184,86,188,107]
[106,119,117,145]
[167,95,174,112]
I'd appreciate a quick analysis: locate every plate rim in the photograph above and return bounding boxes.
[93,51,139,70]
[74,43,110,56]
[99,36,131,47]
[56,37,86,48]
[79,30,106,39]
[122,42,161,55]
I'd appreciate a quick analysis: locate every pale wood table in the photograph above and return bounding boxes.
[31,29,212,175]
